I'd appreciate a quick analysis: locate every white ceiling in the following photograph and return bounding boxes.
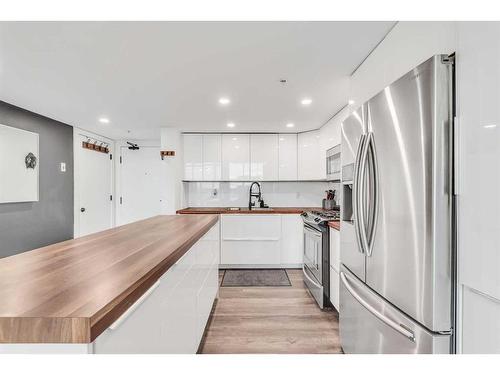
[0,22,395,139]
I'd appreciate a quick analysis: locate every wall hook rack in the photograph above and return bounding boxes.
[160,150,175,160]
[82,137,109,154]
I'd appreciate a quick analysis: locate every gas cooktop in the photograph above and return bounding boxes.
[311,210,341,220]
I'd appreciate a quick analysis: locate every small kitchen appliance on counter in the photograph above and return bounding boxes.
[322,189,338,210]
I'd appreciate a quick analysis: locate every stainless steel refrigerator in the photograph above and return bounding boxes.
[339,55,456,354]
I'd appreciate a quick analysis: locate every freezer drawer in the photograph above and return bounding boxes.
[339,265,451,354]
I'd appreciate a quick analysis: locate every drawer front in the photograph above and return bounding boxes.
[93,280,165,354]
[221,240,281,265]
[203,221,220,241]
[222,214,281,240]
[196,264,219,344]
[340,265,451,354]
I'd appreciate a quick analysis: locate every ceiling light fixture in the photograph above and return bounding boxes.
[286,123,295,128]
[348,100,355,105]
[484,124,497,129]
[98,117,110,124]
[219,97,231,105]
[227,122,235,128]
[301,98,312,106]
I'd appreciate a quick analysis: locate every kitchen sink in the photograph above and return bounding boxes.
[250,207,273,211]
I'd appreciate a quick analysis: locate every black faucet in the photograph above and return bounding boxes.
[248,182,266,210]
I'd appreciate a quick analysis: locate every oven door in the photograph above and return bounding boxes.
[303,224,324,307]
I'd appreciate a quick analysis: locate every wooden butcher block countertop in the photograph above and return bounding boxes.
[0,214,219,344]
[176,207,323,215]
[328,221,340,231]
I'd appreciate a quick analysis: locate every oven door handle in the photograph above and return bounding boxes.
[303,265,323,289]
[302,217,322,227]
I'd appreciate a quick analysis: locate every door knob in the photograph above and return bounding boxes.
[80,207,86,212]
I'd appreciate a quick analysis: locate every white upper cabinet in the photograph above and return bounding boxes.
[278,134,298,180]
[298,130,325,180]
[202,134,222,180]
[183,130,327,181]
[183,134,203,180]
[221,134,250,180]
[250,134,279,181]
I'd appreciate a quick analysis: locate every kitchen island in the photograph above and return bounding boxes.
[0,214,219,353]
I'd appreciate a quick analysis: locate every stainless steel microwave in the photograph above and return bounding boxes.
[326,144,341,181]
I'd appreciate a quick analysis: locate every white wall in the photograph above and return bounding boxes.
[349,21,457,106]
[456,22,500,354]
[161,128,183,214]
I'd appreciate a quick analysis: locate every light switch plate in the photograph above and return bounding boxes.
[60,162,66,172]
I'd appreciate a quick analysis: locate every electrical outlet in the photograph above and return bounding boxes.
[60,162,66,172]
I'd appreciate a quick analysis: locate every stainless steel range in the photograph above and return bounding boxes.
[301,209,339,308]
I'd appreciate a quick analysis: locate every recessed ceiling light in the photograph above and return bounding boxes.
[348,99,355,105]
[227,122,235,128]
[98,117,110,124]
[484,124,497,129]
[219,97,231,105]
[301,98,312,106]
[286,123,295,128]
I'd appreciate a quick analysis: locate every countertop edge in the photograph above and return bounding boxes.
[328,221,340,231]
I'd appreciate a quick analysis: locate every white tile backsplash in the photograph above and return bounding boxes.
[183,181,340,208]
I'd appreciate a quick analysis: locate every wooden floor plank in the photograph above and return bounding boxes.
[200,269,342,354]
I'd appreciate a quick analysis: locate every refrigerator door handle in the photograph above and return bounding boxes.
[358,133,371,254]
[353,134,367,254]
[366,132,379,257]
[340,271,416,343]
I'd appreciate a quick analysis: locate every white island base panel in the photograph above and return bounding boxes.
[0,222,220,354]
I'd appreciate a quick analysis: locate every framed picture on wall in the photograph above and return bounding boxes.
[0,123,39,203]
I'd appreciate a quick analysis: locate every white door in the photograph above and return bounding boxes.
[76,134,113,237]
[119,146,162,225]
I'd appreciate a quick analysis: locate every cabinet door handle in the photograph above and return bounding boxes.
[108,280,161,331]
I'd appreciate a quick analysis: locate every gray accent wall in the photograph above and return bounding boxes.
[0,101,74,258]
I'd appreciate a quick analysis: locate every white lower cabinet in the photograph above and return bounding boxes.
[329,228,340,311]
[461,286,500,353]
[280,214,303,266]
[330,267,340,312]
[93,223,220,354]
[220,214,303,268]
[329,228,340,272]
